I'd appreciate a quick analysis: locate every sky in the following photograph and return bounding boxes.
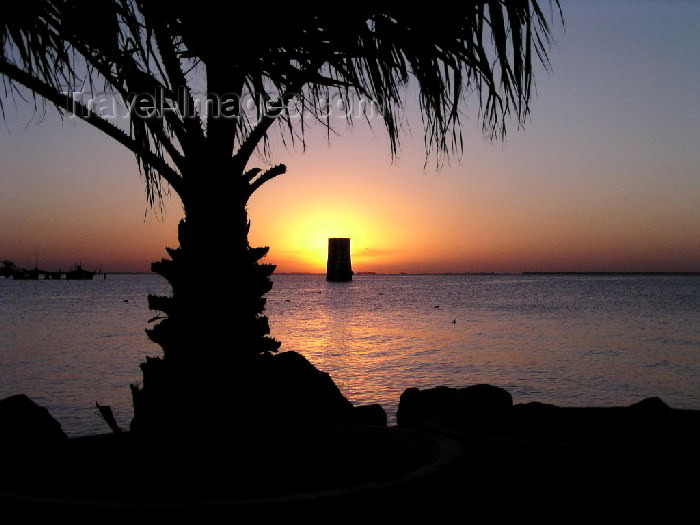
[1,1,699,274]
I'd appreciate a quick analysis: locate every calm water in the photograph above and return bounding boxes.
[1,274,699,436]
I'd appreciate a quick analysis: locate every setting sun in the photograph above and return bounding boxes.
[261,202,387,272]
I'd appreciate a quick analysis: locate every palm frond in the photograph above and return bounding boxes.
[1,1,561,199]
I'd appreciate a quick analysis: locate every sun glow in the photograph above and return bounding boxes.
[258,202,392,273]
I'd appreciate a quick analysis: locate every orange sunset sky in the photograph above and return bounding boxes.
[1,1,699,274]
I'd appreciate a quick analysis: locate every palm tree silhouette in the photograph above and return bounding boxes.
[1,2,561,430]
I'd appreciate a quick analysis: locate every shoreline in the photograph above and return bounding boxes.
[2,395,699,518]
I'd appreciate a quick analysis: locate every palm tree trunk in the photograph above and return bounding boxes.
[130,166,280,432]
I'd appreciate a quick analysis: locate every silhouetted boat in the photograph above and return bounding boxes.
[65,265,95,280]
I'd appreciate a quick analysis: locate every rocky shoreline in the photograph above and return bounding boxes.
[2,374,699,518]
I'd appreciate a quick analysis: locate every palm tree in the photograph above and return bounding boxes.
[1,1,561,430]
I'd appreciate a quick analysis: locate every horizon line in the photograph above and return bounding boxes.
[88,270,700,276]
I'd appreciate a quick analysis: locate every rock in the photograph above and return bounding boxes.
[397,384,513,429]
[259,351,355,423]
[396,386,452,429]
[628,397,670,413]
[454,384,513,413]
[513,401,562,415]
[351,404,388,426]
[510,402,568,442]
[131,351,377,432]
[0,394,67,449]
[619,397,673,445]
[256,353,388,425]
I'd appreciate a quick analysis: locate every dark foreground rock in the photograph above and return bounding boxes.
[351,404,388,426]
[131,351,386,432]
[0,394,66,450]
[405,389,700,518]
[628,395,670,413]
[396,384,512,429]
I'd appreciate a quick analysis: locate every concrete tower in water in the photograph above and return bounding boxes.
[326,238,352,281]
